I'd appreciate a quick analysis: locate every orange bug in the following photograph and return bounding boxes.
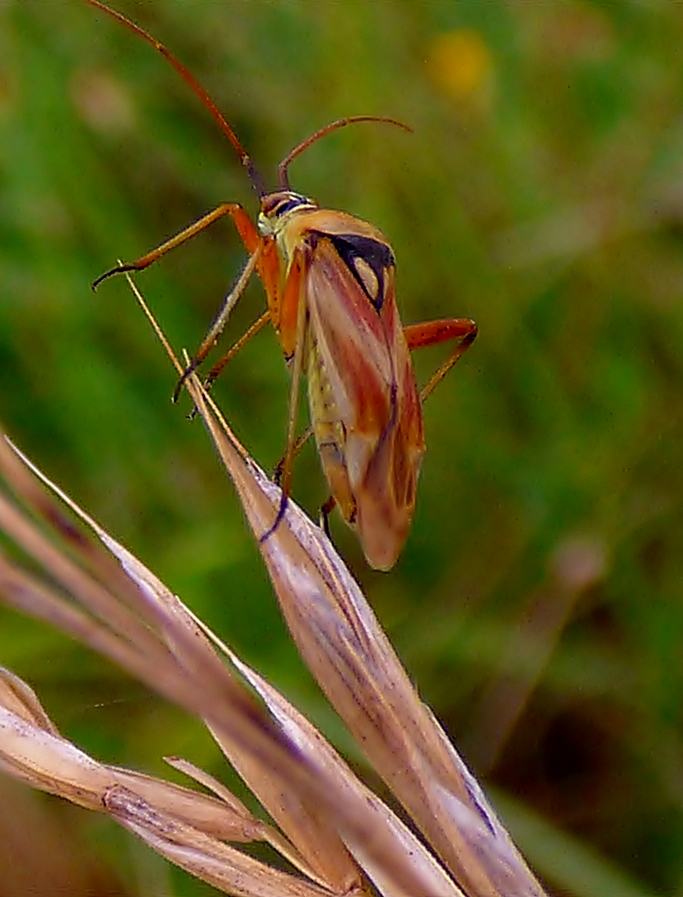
[86,0,477,570]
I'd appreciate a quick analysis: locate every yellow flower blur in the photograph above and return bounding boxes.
[427,29,493,98]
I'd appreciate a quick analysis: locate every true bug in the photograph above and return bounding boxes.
[86,0,477,570]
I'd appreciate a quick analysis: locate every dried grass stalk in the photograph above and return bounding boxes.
[0,277,547,897]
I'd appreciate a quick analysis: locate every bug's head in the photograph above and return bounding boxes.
[257,191,318,235]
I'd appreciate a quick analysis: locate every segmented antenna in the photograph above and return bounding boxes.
[85,2,411,195]
[278,116,412,188]
[84,0,266,196]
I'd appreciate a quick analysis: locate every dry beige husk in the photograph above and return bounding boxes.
[0,278,547,897]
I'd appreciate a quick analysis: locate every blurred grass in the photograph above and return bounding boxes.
[1,0,683,895]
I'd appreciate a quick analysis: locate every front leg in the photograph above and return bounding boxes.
[92,203,259,289]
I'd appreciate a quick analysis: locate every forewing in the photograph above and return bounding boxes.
[304,233,424,569]
[306,237,393,444]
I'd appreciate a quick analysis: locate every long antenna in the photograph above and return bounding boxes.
[278,116,412,188]
[84,0,266,196]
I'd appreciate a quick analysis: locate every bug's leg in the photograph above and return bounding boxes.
[203,309,272,393]
[273,426,314,485]
[173,245,262,402]
[92,203,258,288]
[182,309,272,420]
[404,317,478,402]
[319,494,336,538]
[259,247,309,544]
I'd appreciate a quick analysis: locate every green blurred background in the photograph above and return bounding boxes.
[2,1,683,895]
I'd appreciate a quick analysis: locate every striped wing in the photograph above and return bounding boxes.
[303,231,424,570]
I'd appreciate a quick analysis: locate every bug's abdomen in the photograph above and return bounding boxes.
[306,332,357,526]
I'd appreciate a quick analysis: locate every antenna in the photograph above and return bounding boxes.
[84,0,266,196]
[278,116,412,189]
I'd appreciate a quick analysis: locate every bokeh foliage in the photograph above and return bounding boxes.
[1,1,683,895]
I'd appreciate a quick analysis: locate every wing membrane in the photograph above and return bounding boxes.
[304,234,424,569]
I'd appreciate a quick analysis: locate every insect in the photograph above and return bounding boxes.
[86,0,477,570]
